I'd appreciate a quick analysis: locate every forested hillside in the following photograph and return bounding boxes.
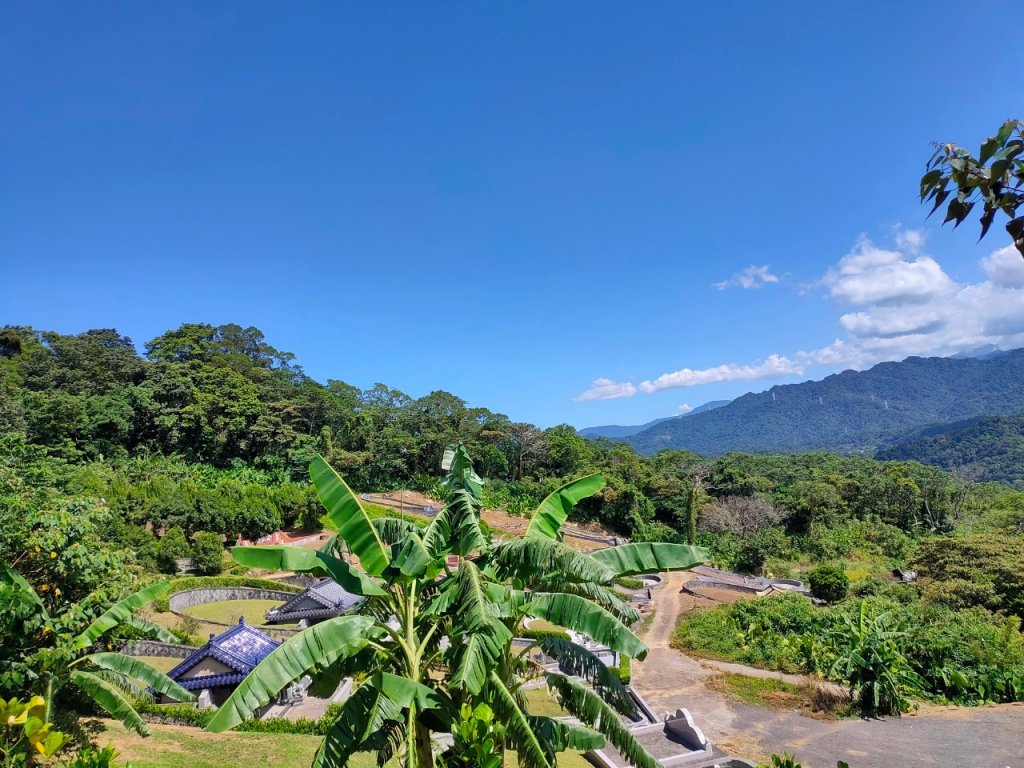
[624,351,1024,456]
[878,412,1024,487]
[2,323,1007,547]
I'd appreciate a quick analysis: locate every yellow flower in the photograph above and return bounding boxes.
[54,588,61,596]
[38,584,49,592]
[34,545,40,553]
[50,552,57,559]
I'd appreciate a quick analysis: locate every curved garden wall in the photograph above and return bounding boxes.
[168,587,295,613]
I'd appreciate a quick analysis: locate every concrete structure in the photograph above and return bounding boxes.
[264,578,361,625]
[685,566,809,598]
[162,619,280,707]
[587,707,753,768]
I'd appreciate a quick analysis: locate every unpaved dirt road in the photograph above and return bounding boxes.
[632,571,1024,768]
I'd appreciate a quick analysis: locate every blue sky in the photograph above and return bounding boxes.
[3,2,1023,428]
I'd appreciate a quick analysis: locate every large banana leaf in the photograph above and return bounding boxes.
[122,613,182,644]
[388,533,436,579]
[525,474,605,540]
[310,455,390,577]
[207,615,375,732]
[0,565,48,616]
[313,683,404,768]
[73,581,170,649]
[449,622,512,695]
[526,716,604,755]
[490,537,616,585]
[85,652,193,703]
[70,670,149,736]
[546,674,660,768]
[535,580,640,625]
[230,545,385,596]
[373,516,419,545]
[488,670,552,768]
[588,542,708,577]
[439,444,483,500]
[422,488,486,557]
[525,592,647,660]
[538,638,635,716]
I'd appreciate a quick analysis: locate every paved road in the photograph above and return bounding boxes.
[632,571,1024,768]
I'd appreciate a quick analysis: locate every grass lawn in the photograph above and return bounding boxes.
[131,656,180,673]
[521,686,570,718]
[182,599,290,627]
[97,720,593,768]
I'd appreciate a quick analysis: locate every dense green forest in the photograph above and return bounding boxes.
[877,411,1024,487]
[3,323,1018,548]
[624,351,1024,456]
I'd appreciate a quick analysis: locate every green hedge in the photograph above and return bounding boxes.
[519,627,570,642]
[614,654,632,684]
[134,701,342,735]
[167,575,303,595]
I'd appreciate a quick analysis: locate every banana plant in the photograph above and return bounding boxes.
[1,567,194,736]
[208,447,708,768]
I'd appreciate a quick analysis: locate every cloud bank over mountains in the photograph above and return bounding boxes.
[577,232,1024,402]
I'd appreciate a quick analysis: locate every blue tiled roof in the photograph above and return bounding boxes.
[168,620,280,683]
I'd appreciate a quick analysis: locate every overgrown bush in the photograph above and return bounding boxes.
[809,565,849,603]
[190,531,225,576]
[155,526,191,574]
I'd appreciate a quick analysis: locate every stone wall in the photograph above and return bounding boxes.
[119,640,196,658]
[168,587,294,613]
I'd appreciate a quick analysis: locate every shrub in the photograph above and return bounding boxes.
[809,565,849,603]
[614,653,631,684]
[155,526,191,574]
[190,531,225,576]
[167,575,302,594]
[518,627,570,642]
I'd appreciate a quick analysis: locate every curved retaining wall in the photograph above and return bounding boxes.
[167,587,301,639]
[120,640,196,658]
[168,587,295,613]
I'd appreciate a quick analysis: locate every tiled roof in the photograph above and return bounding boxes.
[168,619,280,682]
[266,578,361,621]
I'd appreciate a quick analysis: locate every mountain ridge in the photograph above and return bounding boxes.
[578,400,730,439]
[621,349,1024,456]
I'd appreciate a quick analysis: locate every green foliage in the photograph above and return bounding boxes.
[827,602,923,715]
[154,528,190,575]
[808,565,849,603]
[166,576,301,594]
[675,591,1024,708]
[912,533,1024,618]
[921,119,1024,257]
[440,703,505,768]
[0,696,67,767]
[188,533,224,576]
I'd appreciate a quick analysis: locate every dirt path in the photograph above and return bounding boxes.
[632,571,1024,767]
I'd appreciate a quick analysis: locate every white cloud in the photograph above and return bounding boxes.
[822,236,956,306]
[676,403,693,414]
[981,245,1024,289]
[638,354,804,393]
[713,265,780,290]
[574,378,637,402]
[895,227,926,254]
[576,234,1024,405]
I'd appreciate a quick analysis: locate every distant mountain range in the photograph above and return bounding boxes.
[578,400,730,439]
[607,349,1024,457]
